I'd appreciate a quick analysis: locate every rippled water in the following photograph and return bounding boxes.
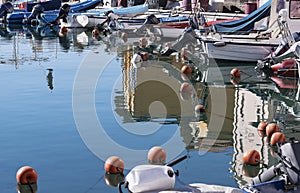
[0,25,300,193]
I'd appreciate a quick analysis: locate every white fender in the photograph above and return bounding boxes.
[131,53,143,68]
[124,165,176,193]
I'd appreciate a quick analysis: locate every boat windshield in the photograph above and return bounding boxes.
[290,0,300,19]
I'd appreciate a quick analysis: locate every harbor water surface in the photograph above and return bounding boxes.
[0,27,299,193]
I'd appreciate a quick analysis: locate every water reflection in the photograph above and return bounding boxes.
[1,27,300,191]
[113,40,300,187]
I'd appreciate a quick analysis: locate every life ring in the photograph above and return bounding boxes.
[16,166,38,184]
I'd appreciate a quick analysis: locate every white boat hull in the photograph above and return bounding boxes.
[202,39,279,62]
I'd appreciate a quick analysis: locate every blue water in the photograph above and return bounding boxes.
[0,27,299,193]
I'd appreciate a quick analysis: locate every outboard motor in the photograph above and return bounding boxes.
[144,14,159,25]
[50,4,70,24]
[27,4,44,25]
[161,27,197,56]
[272,32,300,58]
[0,2,14,19]
[134,14,159,34]
[252,139,300,189]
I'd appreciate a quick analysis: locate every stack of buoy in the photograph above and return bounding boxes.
[16,166,38,193]
[256,121,286,146]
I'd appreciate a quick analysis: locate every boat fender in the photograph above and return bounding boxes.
[119,165,176,193]
[213,41,226,47]
[131,53,143,68]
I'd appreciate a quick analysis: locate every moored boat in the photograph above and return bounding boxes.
[5,0,100,25]
[198,0,300,63]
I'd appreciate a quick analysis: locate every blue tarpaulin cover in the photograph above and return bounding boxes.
[212,0,271,34]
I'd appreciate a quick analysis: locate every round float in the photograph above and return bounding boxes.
[104,156,125,174]
[242,149,260,166]
[16,166,38,184]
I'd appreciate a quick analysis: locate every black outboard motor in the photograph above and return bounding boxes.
[134,14,159,34]
[50,4,70,24]
[0,2,14,19]
[252,139,300,188]
[144,14,160,25]
[27,4,44,25]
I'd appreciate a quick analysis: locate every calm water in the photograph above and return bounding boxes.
[0,25,300,193]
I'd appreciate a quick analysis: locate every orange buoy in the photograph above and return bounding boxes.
[180,82,191,93]
[266,123,280,137]
[148,146,167,165]
[270,132,286,146]
[181,65,192,76]
[195,104,205,114]
[104,156,124,174]
[242,150,260,166]
[230,68,241,78]
[257,121,268,131]
[257,121,268,138]
[92,29,100,36]
[61,26,68,33]
[16,166,38,184]
[180,82,192,100]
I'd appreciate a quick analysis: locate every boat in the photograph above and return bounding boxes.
[256,41,300,77]
[5,0,101,25]
[198,0,300,62]
[17,0,61,12]
[211,0,271,34]
[59,2,149,28]
[116,140,300,193]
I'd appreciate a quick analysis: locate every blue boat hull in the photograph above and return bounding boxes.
[6,0,100,24]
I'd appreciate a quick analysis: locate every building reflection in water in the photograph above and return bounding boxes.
[113,43,300,188]
[117,45,234,151]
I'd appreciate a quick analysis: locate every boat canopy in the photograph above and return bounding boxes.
[212,0,271,34]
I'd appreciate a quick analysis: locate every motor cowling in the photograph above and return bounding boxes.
[144,14,159,25]
[120,165,176,193]
[27,4,44,25]
[0,2,14,18]
[58,4,70,22]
